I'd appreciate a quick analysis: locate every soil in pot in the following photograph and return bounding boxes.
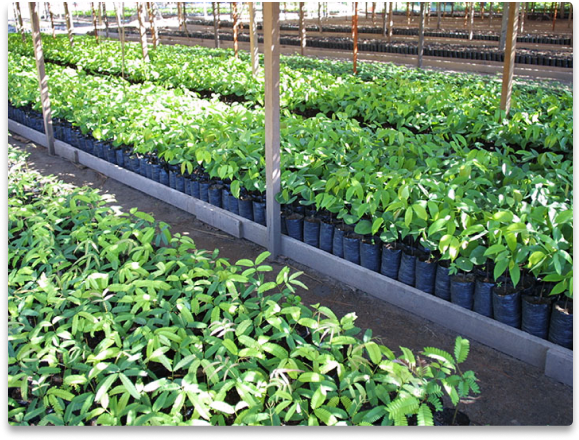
[433,408,471,426]
[548,299,573,349]
[492,284,522,329]
[380,242,402,280]
[450,273,476,309]
[521,295,552,340]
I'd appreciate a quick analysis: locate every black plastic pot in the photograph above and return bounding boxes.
[208,185,223,208]
[190,180,200,199]
[221,188,230,211]
[238,198,254,221]
[332,226,346,258]
[360,239,381,272]
[521,295,552,339]
[450,275,475,310]
[151,164,161,182]
[142,159,151,178]
[169,170,178,189]
[104,145,117,164]
[303,217,320,248]
[175,175,186,193]
[380,244,402,280]
[434,264,451,301]
[285,213,304,241]
[159,168,169,186]
[227,193,239,215]
[343,234,361,265]
[548,300,573,349]
[115,149,125,167]
[253,201,267,226]
[199,182,210,202]
[415,259,437,294]
[473,278,495,318]
[492,287,522,329]
[397,251,416,286]
[319,221,334,253]
[129,156,140,174]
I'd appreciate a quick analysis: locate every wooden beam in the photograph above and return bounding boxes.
[249,2,259,75]
[263,2,281,259]
[500,2,519,115]
[28,2,55,156]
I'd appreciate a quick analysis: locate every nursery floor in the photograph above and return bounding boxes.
[8,132,574,427]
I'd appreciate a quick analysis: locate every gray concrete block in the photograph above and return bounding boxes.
[545,346,573,387]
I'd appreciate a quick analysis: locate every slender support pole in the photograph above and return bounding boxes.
[147,2,158,48]
[47,2,56,38]
[406,2,410,24]
[232,2,239,58]
[137,2,150,62]
[299,2,306,56]
[388,2,393,42]
[249,2,259,75]
[318,2,323,32]
[353,2,359,74]
[382,2,387,37]
[437,1,442,30]
[417,2,426,68]
[489,2,493,25]
[552,2,559,31]
[213,2,220,48]
[14,2,26,43]
[469,2,475,39]
[28,2,55,157]
[102,2,110,38]
[115,2,126,80]
[177,2,183,31]
[500,2,519,115]
[63,2,74,47]
[263,2,281,259]
[91,2,99,43]
[499,2,509,51]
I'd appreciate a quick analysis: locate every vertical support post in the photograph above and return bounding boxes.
[568,2,573,29]
[372,2,376,24]
[249,2,259,74]
[406,2,410,24]
[102,2,110,38]
[177,2,183,31]
[91,2,99,43]
[382,2,387,36]
[499,2,509,51]
[147,2,158,48]
[14,2,27,43]
[64,2,74,47]
[469,2,475,39]
[417,2,426,68]
[500,2,519,115]
[353,2,359,74]
[552,2,559,30]
[213,2,220,48]
[115,2,126,80]
[137,2,150,62]
[263,2,281,259]
[28,2,55,157]
[47,2,56,38]
[299,2,306,56]
[464,2,469,27]
[232,2,239,58]
[489,2,494,25]
[388,2,393,41]
[519,1,526,32]
[318,2,323,32]
[437,1,442,29]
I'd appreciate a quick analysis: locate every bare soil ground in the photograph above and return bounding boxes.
[8,132,573,426]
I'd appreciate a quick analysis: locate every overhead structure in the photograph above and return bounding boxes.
[500,2,519,115]
[28,2,55,156]
[263,2,281,258]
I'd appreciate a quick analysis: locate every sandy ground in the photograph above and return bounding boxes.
[7,132,573,426]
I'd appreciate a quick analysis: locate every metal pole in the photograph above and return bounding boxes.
[28,2,55,156]
[263,2,281,259]
[500,2,519,115]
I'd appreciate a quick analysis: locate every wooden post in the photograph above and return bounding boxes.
[182,2,188,35]
[388,1,393,41]
[426,1,431,26]
[382,2,387,36]
[406,2,410,24]
[136,2,150,62]
[263,2,281,260]
[417,1,425,68]
[232,2,239,58]
[489,1,493,25]
[147,2,158,48]
[464,2,469,27]
[318,2,323,32]
[91,2,99,43]
[47,2,56,38]
[500,2,519,115]
[372,2,376,24]
[14,2,27,43]
[568,2,573,28]
[469,2,475,39]
[213,2,221,49]
[519,1,527,32]
[353,2,359,74]
[299,2,306,56]
[451,2,455,16]
[249,2,259,75]
[28,2,55,157]
[552,2,559,30]
[63,2,74,47]
[177,2,183,31]
[437,1,442,29]
[115,2,126,80]
[102,2,110,38]
[499,2,509,51]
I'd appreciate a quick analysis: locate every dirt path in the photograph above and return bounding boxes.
[8,132,573,426]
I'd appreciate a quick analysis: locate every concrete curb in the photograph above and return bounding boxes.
[9,119,573,387]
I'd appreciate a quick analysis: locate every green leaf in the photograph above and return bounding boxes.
[222,339,239,356]
[412,204,428,221]
[119,373,141,400]
[298,372,324,383]
[453,336,470,364]
[365,341,382,364]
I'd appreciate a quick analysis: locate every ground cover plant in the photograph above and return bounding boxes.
[8,34,572,346]
[8,147,480,426]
